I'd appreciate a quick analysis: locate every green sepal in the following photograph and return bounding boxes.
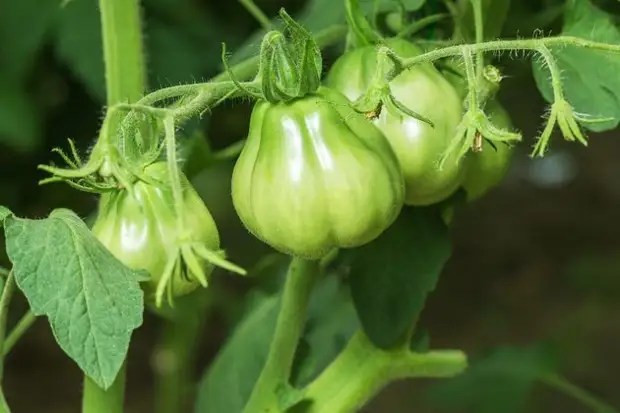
[253,9,323,103]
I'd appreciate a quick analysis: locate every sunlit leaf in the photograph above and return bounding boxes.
[4,209,144,389]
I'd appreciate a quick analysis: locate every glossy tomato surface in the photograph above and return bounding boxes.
[325,37,466,206]
[232,86,405,259]
[92,162,220,299]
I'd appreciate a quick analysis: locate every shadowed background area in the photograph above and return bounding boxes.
[1,0,620,412]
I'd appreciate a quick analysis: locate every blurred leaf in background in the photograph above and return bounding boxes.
[427,345,557,413]
[533,0,620,132]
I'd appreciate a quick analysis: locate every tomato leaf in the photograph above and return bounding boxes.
[0,206,11,225]
[0,0,59,81]
[194,265,358,413]
[3,208,144,389]
[427,345,556,413]
[54,0,105,101]
[532,0,620,132]
[344,205,451,349]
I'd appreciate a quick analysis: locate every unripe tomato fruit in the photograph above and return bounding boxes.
[461,101,514,201]
[232,86,405,259]
[325,37,465,206]
[92,162,220,300]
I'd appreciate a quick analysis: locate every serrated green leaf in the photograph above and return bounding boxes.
[0,0,59,81]
[3,208,144,389]
[54,0,105,101]
[0,80,43,153]
[533,0,620,132]
[0,206,12,224]
[194,266,358,413]
[344,205,451,349]
[427,346,556,413]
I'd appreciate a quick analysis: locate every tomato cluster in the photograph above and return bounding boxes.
[93,36,514,297]
[231,36,513,257]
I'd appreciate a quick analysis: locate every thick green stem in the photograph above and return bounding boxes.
[82,0,147,412]
[242,258,320,413]
[82,365,127,413]
[99,0,145,104]
[300,331,467,413]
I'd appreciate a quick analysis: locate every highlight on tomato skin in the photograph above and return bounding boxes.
[91,161,221,302]
[325,37,467,207]
[231,86,405,260]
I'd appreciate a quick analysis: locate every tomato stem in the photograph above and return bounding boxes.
[242,257,320,413]
[82,364,127,413]
[2,310,37,357]
[299,330,467,413]
[81,0,148,411]
[0,271,16,412]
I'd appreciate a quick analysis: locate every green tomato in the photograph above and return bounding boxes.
[461,102,514,201]
[92,162,220,300]
[232,86,405,259]
[325,37,466,206]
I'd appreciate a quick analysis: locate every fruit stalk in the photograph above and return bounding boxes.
[242,258,319,413]
[82,0,146,412]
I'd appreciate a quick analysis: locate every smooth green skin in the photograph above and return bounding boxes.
[92,162,220,299]
[461,101,514,201]
[325,37,466,206]
[231,86,405,259]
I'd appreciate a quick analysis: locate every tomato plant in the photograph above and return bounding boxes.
[0,0,620,412]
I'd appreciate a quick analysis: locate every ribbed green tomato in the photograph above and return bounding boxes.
[232,86,405,259]
[92,162,220,300]
[325,37,465,206]
[462,102,514,201]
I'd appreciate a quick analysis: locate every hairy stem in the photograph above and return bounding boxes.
[82,365,127,413]
[99,0,145,104]
[242,258,319,413]
[301,331,467,413]
[83,0,147,412]
[395,36,620,82]
[537,45,565,101]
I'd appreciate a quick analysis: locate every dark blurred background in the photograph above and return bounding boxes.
[1,0,620,412]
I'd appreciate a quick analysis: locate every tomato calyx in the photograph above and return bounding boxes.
[350,45,435,128]
[38,107,164,193]
[222,8,322,103]
[439,107,520,169]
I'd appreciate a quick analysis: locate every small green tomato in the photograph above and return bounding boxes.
[92,162,220,304]
[231,86,405,259]
[325,37,466,206]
